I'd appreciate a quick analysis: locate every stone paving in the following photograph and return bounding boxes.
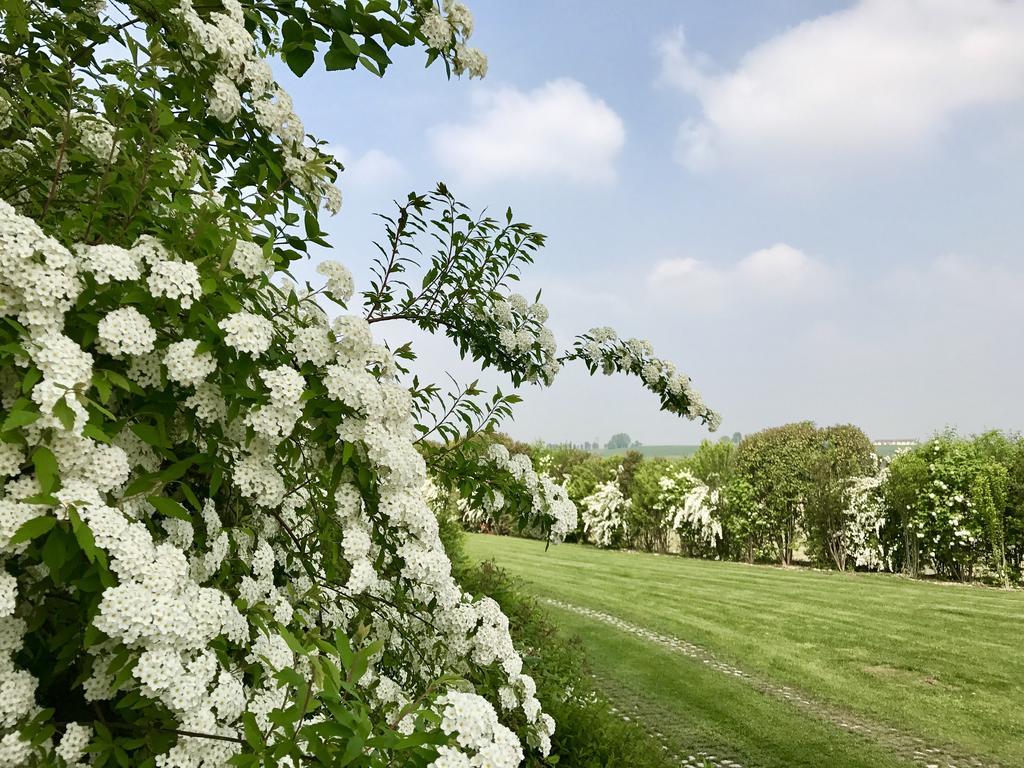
[543,597,998,768]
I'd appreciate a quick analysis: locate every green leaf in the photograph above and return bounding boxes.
[2,408,39,432]
[41,528,69,574]
[69,508,106,568]
[147,496,192,522]
[53,397,77,431]
[157,456,197,482]
[285,47,315,76]
[324,45,358,71]
[9,515,56,546]
[131,423,169,449]
[241,713,264,750]
[20,366,41,394]
[83,423,113,444]
[32,446,59,493]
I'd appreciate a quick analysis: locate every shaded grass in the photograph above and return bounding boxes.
[466,534,1024,766]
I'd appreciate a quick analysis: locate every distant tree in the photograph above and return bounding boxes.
[731,432,743,445]
[972,431,1024,575]
[688,439,738,489]
[803,425,877,570]
[625,458,674,552]
[606,432,632,450]
[881,448,930,576]
[631,439,642,448]
[736,422,819,565]
[881,434,1010,583]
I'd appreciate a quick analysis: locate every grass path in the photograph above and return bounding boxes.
[549,598,990,768]
[465,534,1023,767]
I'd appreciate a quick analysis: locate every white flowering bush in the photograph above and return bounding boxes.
[579,481,629,549]
[0,1,717,766]
[842,469,889,571]
[885,437,1009,582]
[649,466,722,555]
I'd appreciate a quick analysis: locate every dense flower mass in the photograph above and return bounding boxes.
[580,480,630,548]
[461,443,578,544]
[0,1,720,765]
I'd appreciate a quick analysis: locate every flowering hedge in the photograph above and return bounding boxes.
[531,429,1024,584]
[0,1,718,766]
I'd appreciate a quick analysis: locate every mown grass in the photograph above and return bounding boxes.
[549,605,915,768]
[466,533,1024,766]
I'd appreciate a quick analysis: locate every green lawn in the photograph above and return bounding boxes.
[466,533,1024,767]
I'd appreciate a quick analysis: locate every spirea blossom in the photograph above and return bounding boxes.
[454,45,487,78]
[75,113,118,162]
[147,258,202,308]
[163,339,215,387]
[76,243,142,283]
[421,11,452,49]
[97,306,157,357]
[208,73,242,122]
[316,260,354,302]
[219,311,274,356]
[55,723,93,764]
[230,240,271,279]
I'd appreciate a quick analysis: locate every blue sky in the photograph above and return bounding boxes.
[282,0,1024,445]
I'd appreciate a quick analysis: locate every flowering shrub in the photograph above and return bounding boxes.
[889,436,1009,582]
[663,474,723,553]
[842,470,888,570]
[580,481,629,548]
[0,1,717,766]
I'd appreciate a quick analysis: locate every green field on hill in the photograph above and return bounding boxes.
[466,533,1023,768]
[595,444,701,458]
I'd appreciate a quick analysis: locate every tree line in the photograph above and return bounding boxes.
[470,424,1024,585]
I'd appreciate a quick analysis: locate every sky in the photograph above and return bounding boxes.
[281,0,1024,446]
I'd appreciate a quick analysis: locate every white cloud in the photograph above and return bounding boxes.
[430,78,626,185]
[659,0,1024,170]
[330,146,407,188]
[647,243,832,311]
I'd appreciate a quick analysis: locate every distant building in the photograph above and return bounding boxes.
[872,439,918,447]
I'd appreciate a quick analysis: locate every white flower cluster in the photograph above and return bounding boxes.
[0,92,11,132]
[420,1,487,78]
[55,722,93,766]
[230,239,271,279]
[434,691,522,767]
[97,306,157,357]
[487,293,560,385]
[671,483,723,548]
[147,257,202,308]
[172,0,342,212]
[219,311,274,356]
[472,443,578,543]
[164,339,216,387]
[74,111,118,163]
[657,467,723,549]
[580,480,630,548]
[575,326,721,431]
[316,259,354,303]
